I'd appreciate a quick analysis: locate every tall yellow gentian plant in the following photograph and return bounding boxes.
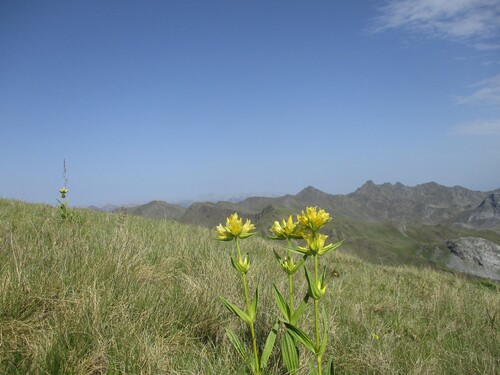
[286,207,343,375]
[217,213,278,374]
[268,216,308,374]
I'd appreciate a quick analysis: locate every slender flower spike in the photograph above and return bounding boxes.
[269,215,303,240]
[297,206,331,231]
[216,213,256,241]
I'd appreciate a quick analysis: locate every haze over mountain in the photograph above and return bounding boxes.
[107,180,500,230]
[103,180,500,280]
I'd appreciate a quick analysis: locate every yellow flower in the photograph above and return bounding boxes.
[297,206,331,231]
[59,187,69,198]
[372,333,379,340]
[299,232,328,255]
[269,215,302,239]
[297,232,343,256]
[216,213,256,241]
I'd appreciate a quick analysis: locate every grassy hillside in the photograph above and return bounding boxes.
[1,199,499,374]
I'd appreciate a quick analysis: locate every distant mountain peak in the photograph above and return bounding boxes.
[477,193,499,210]
[364,179,375,186]
[353,180,379,195]
[296,186,327,198]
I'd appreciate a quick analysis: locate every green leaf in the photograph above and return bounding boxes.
[324,356,335,375]
[220,297,252,325]
[249,287,259,320]
[239,232,256,239]
[291,255,307,274]
[280,330,299,374]
[215,237,234,242]
[273,284,291,322]
[305,267,325,301]
[260,322,279,371]
[230,255,240,272]
[308,360,319,375]
[318,239,343,256]
[225,328,248,362]
[284,323,316,354]
[288,246,311,256]
[319,306,328,357]
[290,293,310,325]
[273,249,287,271]
[273,249,283,263]
[268,235,286,240]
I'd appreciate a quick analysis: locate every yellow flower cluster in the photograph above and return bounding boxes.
[297,206,331,231]
[269,215,303,239]
[216,213,256,241]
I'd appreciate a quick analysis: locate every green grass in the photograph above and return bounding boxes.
[1,199,499,374]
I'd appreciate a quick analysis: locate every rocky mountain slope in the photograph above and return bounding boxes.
[114,200,186,220]
[106,181,500,279]
[444,237,500,281]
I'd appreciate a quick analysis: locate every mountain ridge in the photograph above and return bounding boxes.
[103,180,500,230]
[83,180,500,280]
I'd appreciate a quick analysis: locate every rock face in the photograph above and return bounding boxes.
[444,237,500,281]
[468,193,500,221]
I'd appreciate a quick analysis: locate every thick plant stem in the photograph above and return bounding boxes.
[236,238,260,374]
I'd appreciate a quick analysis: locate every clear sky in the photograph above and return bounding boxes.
[1,0,500,207]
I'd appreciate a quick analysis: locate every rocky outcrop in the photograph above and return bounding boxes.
[467,193,500,221]
[444,237,500,281]
[348,181,487,224]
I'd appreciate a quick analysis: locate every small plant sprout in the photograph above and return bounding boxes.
[216,213,278,375]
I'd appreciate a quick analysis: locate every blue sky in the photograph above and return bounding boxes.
[1,0,499,206]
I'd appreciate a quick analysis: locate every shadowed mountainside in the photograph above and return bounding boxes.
[114,200,186,220]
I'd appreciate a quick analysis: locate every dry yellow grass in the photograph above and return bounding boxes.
[0,199,498,374]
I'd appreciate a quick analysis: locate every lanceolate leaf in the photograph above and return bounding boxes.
[225,328,248,362]
[284,323,316,354]
[291,294,310,325]
[249,287,259,321]
[288,246,310,256]
[319,239,344,256]
[230,255,241,273]
[319,305,329,357]
[308,360,319,375]
[273,284,291,322]
[291,256,307,274]
[273,249,284,264]
[220,297,252,325]
[280,330,299,374]
[260,322,279,371]
[325,356,335,375]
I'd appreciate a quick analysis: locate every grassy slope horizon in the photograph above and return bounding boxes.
[115,192,500,272]
[1,199,499,374]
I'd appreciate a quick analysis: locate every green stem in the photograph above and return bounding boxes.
[314,253,322,375]
[287,239,294,317]
[236,238,260,374]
